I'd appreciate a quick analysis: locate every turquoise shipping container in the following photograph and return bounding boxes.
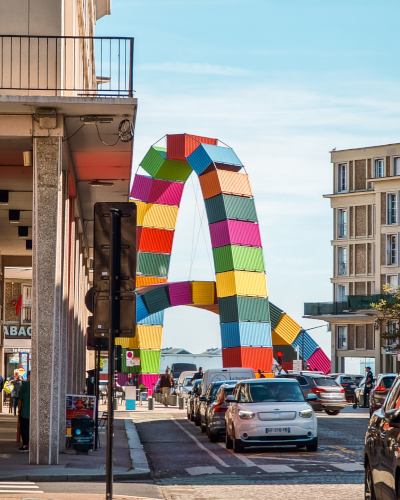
[187,144,243,176]
[213,245,265,273]
[137,310,165,325]
[292,331,318,361]
[204,194,258,224]
[140,287,171,315]
[218,296,270,323]
[269,302,283,330]
[220,322,272,348]
[137,252,170,277]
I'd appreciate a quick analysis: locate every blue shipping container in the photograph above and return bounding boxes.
[220,322,272,349]
[137,310,165,325]
[188,144,243,176]
[291,331,318,361]
[136,295,149,322]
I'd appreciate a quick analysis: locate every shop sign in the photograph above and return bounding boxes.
[4,325,31,338]
[4,348,31,353]
[66,395,96,437]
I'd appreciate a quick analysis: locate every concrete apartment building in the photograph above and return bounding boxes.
[0,1,137,465]
[305,144,400,374]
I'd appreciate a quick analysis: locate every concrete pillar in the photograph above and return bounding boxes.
[30,137,64,465]
[0,254,3,413]
[66,213,75,395]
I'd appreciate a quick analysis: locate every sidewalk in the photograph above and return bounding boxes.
[0,411,150,482]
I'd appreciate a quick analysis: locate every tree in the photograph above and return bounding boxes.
[98,358,106,371]
[370,284,400,349]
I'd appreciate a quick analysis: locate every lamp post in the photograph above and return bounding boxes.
[299,325,327,370]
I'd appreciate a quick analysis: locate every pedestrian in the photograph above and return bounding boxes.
[364,366,374,408]
[9,369,22,416]
[0,372,4,392]
[159,368,174,406]
[191,367,204,381]
[257,369,266,379]
[18,371,30,452]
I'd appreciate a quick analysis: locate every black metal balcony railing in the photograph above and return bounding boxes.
[304,302,349,316]
[0,35,134,97]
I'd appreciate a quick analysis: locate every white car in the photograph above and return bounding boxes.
[225,378,318,453]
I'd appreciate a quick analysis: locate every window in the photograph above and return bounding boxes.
[338,164,347,192]
[387,193,398,225]
[386,321,399,346]
[338,209,348,237]
[374,158,384,178]
[296,377,308,386]
[384,379,400,411]
[337,284,347,302]
[338,247,348,275]
[337,326,348,350]
[387,234,398,266]
[394,157,400,176]
[241,382,304,403]
[387,274,398,291]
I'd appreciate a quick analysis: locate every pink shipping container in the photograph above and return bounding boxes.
[130,174,153,202]
[148,178,184,206]
[168,281,192,306]
[138,374,160,395]
[307,348,331,375]
[209,220,262,249]
[166,134,218,161]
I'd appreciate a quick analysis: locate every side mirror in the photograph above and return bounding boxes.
[225,395,237,402]
[385,408,400,425]
[306,393,318,401]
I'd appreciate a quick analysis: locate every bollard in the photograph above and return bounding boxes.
[178,397,185,410]
[113,398,118,411]
[148,397,154,410]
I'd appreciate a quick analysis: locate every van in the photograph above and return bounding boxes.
[171,363,197,380]
[200,368,255,395]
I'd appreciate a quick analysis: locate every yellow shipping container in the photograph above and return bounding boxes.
[134,201,150,227]
[144,204,178,230]
[133,325,163,350]
[115,337,135,349]
[273,314,301,345]
[190,281,215,304]
[216,271,268,298]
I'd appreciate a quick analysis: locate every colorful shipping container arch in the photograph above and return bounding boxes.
[121,134,330,389]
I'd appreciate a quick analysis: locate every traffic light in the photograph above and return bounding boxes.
[276,351,283,364]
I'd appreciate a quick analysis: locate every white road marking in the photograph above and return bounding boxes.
[0,481,43,494]
[0,485,39,489]
[217,442,255,467]
[185,466,223,476]
[331,462,364,471]
[172,419,230,468]
[257,464,297,473]
[0,482,36,485]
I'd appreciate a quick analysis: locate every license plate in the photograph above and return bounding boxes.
[266,427,290,434]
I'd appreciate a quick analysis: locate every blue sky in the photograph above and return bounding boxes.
[97,0,400,355]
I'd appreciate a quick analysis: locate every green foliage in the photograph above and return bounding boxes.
[99,358,106,371]
[370,284,400,349]
[139,384,147,391]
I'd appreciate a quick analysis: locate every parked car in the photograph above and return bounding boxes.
[178,376,195,399]
[199,368,255,395]
[277,373,346,415]
[199,380,238,432]
[186,379,202,422]
[171,363,197,381]
[206,383,237,442]
[364,373,400,499]
[225,378,318,453]
[176,371,196,397]
[334,374,364,403]
[368,373,397,416]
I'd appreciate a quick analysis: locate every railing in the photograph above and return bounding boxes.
[304,302,349,316]
[0,35,134,97]
[347,294,396,310]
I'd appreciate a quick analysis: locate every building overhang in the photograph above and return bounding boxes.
[303,314,376,324]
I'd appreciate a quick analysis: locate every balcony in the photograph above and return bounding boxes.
[347,294,396,310]
[304,302,349,316]
[0,35,134,97]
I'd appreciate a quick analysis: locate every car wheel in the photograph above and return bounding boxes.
[232,428,244,453]
[190,411,194,422]
[306,437,318,452]
[365,461,376,500]
[201,420,207,433]
[325,410,340,416]
[194,414,201,426]
[225,427,233,449]
[209,431,219,443]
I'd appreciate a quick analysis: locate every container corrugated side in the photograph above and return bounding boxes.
[142,204,179,230]
[205,194,258,225]
[166,134,218,161]
[209,220,261,248]
[133,325,163,350]
[269,302,283,330]
[115,337,135,349]
[273,313,302,345]
[136,294,149,322]
[140,286,171,315]
[218,296,270,323]
[220,322,272,348]
[291,331,318,361]
[130,174,153,202]
[137,226,143,249]
[138,374,159,395]
[188,144,243,176]
[138,310,165,325]
[121,348,138,373]
[136,276,167,287]
[200,170,252,200]
[139,350,161,374]
[222,347,273,372]
[134,201,150,226]
[140,146,165,177]
[137,252,170,278]
[155,149,193,182]
[148,178,184,206]
[307,348,331,375]
[190,281,215,304]
[213,245,265,273]
[169,282,192,306]
[216,271,268,298]
[139,228,174,254]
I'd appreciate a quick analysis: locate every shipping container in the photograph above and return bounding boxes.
[141,203,179,230]
[199,170,253,200]
[188,144,243,176]
[220,322,272,348]
[218,296,270,323]
[137,252,171,278]
[115,337,134,349]
[130,174,153,202]
[139,227,174,254]
[209,220,262,249]
[138,310,165,325]
[140,286,171,315]
[213,245,265,273]
[222,346,273,372]
[307,348,331,375]
[204,194,258,224]
[132,325,163,350]
[166,134,217,161]
[216,271,268,298]
[148,178,184,206]
[190,281,216,304]
[136,294,149,322]
[191,303,219,314]
[138,374,160,395]
[137,226,143,249]
[269,302,283,330]
[169,281,192,306]
[140,146,193,182]
[136,276,167,287]
[134,201,149,227]
[121,348,138,374]
[138,349,162,374]
[273,314,302,345]
[291,331,318,361]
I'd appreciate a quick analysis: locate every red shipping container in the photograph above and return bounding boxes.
[137,226,143,248]
[148,178,184,206]
[281,361,293,373]
[222,347,273,372]
[167,134,218,161]
[139,227,174,254]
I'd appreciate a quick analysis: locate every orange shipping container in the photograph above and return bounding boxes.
[136,276,167,287]
[139,227,174,254]
[199,170,253,200]
[166,134,218,161]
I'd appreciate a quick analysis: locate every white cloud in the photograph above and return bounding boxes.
[137,62,253,76]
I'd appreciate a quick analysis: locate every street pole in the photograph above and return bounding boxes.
[106,208,120,500]
[302,329,305,370]
[94,340,100,450]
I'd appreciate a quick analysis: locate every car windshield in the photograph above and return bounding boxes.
[341,376,363,385]
[313,377,340,387]
[381,377,396,389]
[241,382,304,403]
[182,377,193,387]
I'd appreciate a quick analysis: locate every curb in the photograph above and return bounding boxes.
[124,418,150,471]
[0,468,151,482]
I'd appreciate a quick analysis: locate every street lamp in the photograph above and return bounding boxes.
[299,325,327,370]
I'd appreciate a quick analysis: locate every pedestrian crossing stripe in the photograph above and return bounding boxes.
[0,481,43,494]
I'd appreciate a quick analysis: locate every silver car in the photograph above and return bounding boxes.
[205,383,237,442]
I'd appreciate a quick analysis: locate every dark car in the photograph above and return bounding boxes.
[277,373,346,415]
[364,374,400,499]
[334,374,364,403]
[186,379,202,422]
[205,383,237,442]
[198,380,238,433]
[171,363,197,381]
[369,373,397,416]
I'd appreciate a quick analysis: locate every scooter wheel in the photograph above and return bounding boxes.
[352,403,358,409]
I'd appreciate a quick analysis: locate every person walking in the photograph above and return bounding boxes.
[160,368,174,406]
[364,366,374,408]
[191,367,204,381]
[18,371,30,452]
[9,370,22,416]
[0,373,4,392]
[257,369,266,379]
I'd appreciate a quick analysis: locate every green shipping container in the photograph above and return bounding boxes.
[269,302,283,330]
[213,245,265,273]
[218,296,270,323]
[140,286,171,315]
[140,146,193,182]
[122,349,161,374]
[138,252,170,277]
[205,194,258,224]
